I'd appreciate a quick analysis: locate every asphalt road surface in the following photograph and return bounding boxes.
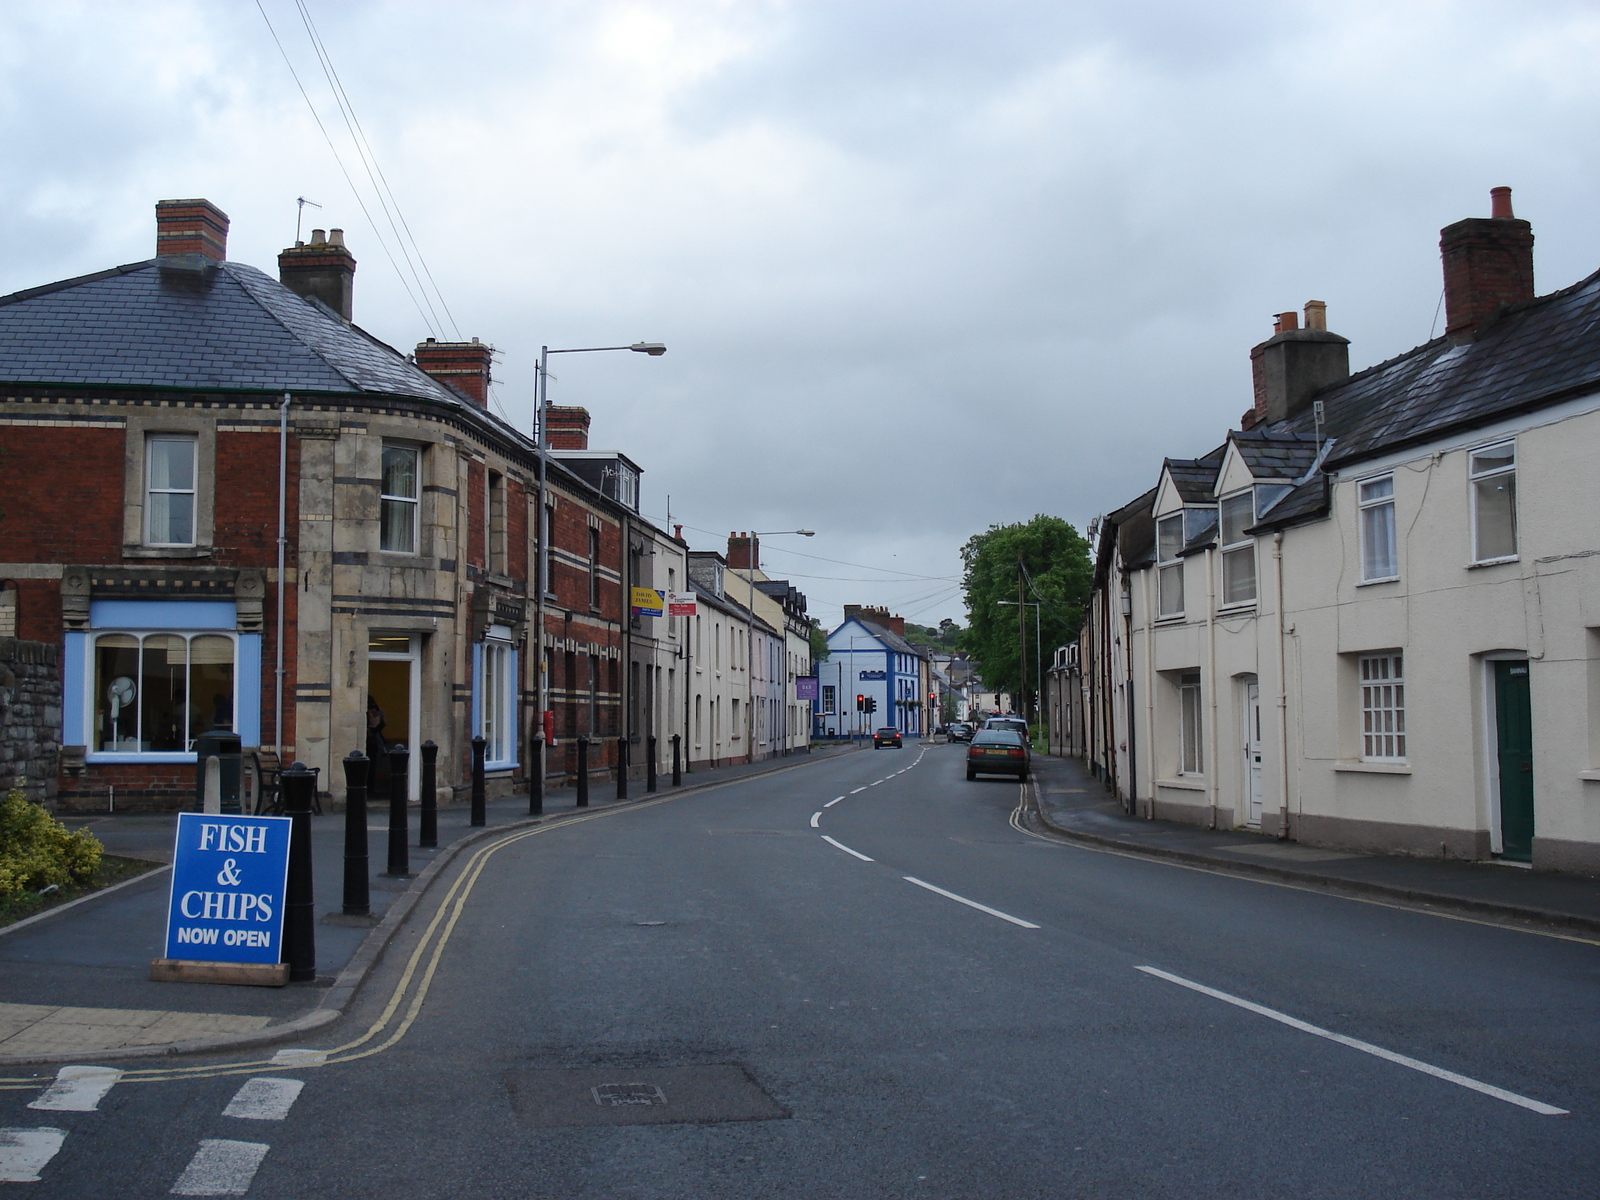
[5,744,1597,1198]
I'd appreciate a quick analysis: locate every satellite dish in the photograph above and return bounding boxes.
[108,677,136,707]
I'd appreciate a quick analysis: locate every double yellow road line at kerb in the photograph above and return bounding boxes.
[0,794,683,1091]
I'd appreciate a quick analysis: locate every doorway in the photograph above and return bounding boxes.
[368,633,421,800]
[1493,660,1534,862]
[1243,678,1263,828]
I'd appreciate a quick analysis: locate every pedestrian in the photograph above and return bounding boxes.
[366,696,393,799]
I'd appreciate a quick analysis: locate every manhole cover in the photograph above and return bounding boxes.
[505,1064,787,1128]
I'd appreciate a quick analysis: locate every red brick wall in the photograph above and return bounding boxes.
[466,459,486,572]
[14,580,62,644]
[507,478,528,587]
[213,431,290,567]
[0,427,125,562]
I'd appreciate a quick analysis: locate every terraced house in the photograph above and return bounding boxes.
[1074,189,1600,874]
[0,198,687,809]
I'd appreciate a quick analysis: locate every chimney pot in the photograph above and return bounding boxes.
[1304,300,1327,330]
[279,225,357,321]
[1278,311,1299,332]
[310,228,326,245]
[1490,186,1514,219]
[328,228,345,247]
[154,198,230,262]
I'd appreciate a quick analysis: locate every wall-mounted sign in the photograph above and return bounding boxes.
[858,670,886,681]
[164,813,290,965]
[630,587,665,618]
[666,591,697,617]
[795,676,819,701]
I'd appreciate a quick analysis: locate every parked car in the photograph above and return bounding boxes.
[982,716,1030,740]
[946,722,974,742]
[966,729,1030,780]
[873,727,903,749]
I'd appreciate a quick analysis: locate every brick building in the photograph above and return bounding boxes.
[0,198,686,809]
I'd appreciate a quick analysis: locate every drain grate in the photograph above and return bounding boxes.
[505,1064,787,1128]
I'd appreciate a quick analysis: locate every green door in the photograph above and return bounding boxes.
[1494,661,1534,862]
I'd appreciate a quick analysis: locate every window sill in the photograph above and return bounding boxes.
[87,752,197,764]
[1355,576,1400,588]
[1467,557,1519,570]
[1579,769,1600,784]
[1155,614,1186,625]
[485,763,517,774]
[1333,760,1412,775]
[1153,777,1207,791]
[1217,601,1257,614]
[124,546,213,560]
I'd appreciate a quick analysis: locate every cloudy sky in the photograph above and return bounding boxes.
[3,1,1597,629]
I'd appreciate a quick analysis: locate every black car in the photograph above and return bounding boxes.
[966,729,1030,779]
[873,727,903,749]
[946,722,974,742]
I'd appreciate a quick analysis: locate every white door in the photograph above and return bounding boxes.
[1245,681,1263,827]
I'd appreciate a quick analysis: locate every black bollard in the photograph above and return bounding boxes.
[529,724,544,817]
[646,735,658,793]
[384,744,410,878]
[341,751,369,917]
[470,734,487,827]
[281,762,317,982]
[671,733,682,787]
[419,741,438,848]
[616,736,629,801]
[576,736,589,808]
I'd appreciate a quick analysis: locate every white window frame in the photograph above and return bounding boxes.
[145,434,198,547]
[87,629,238,762]
[477,635,517,769]
[1179,671,1204,775]
[1469,440,1517,564]
[1358,474,1398,583]
[1218,490,1257,606]
[1360,652,1406,762]
[1157,513,1186,619]
[380,444,421,555]
[821,684,836,716]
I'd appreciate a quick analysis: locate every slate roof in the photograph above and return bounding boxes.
[847,616,927,660]
[1162,445,1226,503]
[1270,266,1600,467]
[1230,430,1320,479]
[0,256,460,403]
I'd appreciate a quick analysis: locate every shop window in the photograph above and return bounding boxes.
[92,632,235,755]
[476,639,516,768]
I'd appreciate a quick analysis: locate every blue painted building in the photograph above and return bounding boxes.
[813,605,932,739]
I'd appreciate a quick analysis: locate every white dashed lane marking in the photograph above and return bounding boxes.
[821,835,874,862]
[824,797,844,807]
[1135,966,1569,1116]
[902,876,1040,929]
[809,812,822,828]
[170,1138,270,1196]
[222,1077,304,1122]
[0,1127,66,1183]
[849,787,867,794]
[29,1065,123,1112]
[269,1048,326,1067]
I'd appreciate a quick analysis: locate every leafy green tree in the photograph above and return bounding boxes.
[808,618,830,666]
[958,515,1092,716]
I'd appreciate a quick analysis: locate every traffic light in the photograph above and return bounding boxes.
[856,694,866,712]
[865,697,877,715]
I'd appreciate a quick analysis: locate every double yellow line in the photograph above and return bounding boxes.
[0,797,677,1090]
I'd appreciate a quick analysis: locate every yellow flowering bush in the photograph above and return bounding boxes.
[0,786,103,900]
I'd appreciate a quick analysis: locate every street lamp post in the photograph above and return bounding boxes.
[532,341,665,790]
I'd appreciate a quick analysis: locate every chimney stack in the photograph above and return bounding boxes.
[1248,301,1349,427]
[727,532,760,572]
[155,199,229,261]
[414,338,493,406]
[544,406,591,449]
[1441,187,1534,342]
[279,227,357,320]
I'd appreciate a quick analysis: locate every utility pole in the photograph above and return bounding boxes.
[1018,562,1027,721]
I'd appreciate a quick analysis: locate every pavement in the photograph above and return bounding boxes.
[1023,749,1600,934]
[0,744,861,1067]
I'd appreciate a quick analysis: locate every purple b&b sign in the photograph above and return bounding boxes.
[795,676,819,702]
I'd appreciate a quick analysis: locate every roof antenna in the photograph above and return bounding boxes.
[295,197,322,246]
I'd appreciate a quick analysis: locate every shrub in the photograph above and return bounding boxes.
[0,786,104,900]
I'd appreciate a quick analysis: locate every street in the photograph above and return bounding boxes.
[4,743,1597,1198]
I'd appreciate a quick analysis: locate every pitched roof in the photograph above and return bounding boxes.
[1163,445,1226,503]
[0,257,459,402]
[840,615,926,659]
[1230,429,1321,479]
[1269,267,1600,466]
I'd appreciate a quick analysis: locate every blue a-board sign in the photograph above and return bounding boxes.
[164,813,291,964]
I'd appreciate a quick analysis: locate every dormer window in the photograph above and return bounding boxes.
[1219,491,1257,605]
[1157,513,1185,618]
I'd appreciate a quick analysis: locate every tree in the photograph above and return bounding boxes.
[958,514,1092,717]
[808,618,830,666]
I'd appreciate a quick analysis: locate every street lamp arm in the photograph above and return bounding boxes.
[545,343,666,356]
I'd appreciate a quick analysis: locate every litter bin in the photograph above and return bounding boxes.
[194,726,243,814]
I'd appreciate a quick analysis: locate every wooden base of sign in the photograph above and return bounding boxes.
[149,958,290,987]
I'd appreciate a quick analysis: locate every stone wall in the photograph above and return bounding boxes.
[0,638,60,802]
